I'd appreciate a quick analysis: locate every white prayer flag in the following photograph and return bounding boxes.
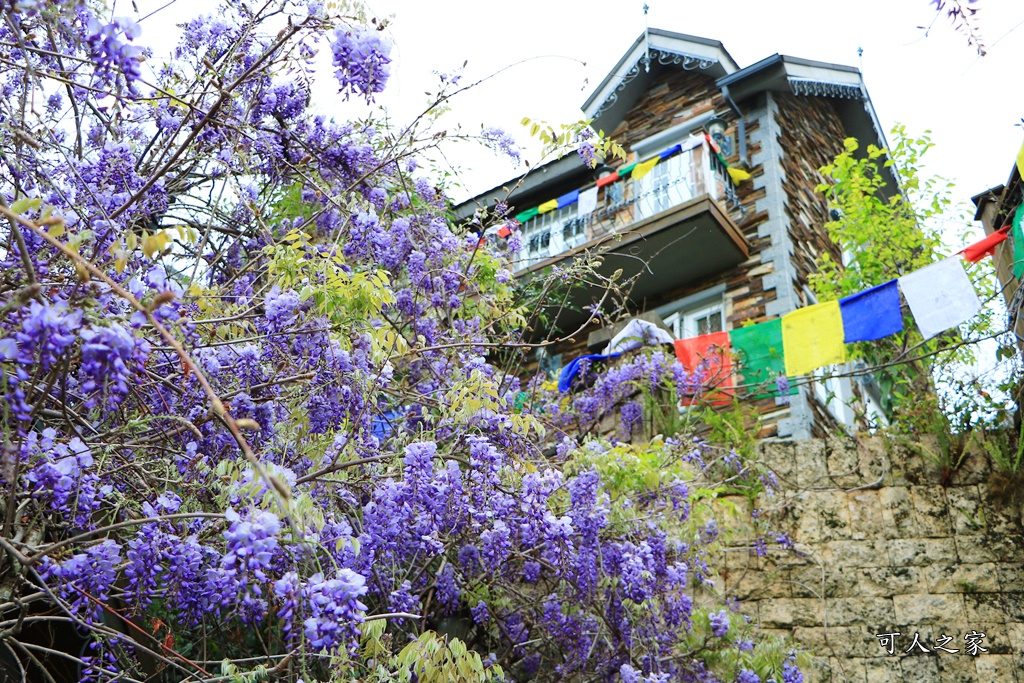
[578,186,598,216]
[680,134,704,152]
[898,257,981,340]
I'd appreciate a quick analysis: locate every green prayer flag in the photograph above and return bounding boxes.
[618,162,637,176]
[515,207,539,224]
[728,319,796,398]
[1014,203,1024,280]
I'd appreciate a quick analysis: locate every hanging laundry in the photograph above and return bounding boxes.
[604,318,675,355]
[899,257,982,340]
[782,301,847,376]
[839,280,903,342]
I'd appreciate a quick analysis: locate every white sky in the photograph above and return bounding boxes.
[132,0,1024,231]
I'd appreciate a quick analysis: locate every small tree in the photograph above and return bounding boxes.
[811,128,1008,444]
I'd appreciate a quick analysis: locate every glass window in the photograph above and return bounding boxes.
[665,300,724,339]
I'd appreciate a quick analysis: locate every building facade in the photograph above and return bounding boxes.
[460,30,894,439]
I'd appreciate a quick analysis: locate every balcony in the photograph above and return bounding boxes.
[510,139,749,332]
[514,139,740,271]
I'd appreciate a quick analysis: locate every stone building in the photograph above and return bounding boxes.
[458,29,896,439]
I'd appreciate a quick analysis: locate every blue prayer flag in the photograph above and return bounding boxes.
[839,280,903,342]
[660,144,682,160]
[558,353,619,392]
[557,190,579,209]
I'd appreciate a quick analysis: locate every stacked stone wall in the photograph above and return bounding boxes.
[721,436,1024,682]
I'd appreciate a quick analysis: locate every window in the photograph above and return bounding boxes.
[813,367,857,429]
[664,300,724,340]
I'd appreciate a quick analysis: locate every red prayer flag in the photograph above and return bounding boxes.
[961,225,1011,263]
[595,173,618,188]
[497,226,512,238]
[673,331,734,406]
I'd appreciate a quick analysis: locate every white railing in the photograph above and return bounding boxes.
[515,141,730,270]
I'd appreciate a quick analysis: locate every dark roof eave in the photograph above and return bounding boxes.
[715,53,861,90]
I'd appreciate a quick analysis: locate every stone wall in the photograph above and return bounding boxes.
[722,436,1024,682]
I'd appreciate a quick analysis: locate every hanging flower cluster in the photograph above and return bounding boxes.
[0,1,804,682]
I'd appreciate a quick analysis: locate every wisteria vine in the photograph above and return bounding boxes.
[0,1,805,682]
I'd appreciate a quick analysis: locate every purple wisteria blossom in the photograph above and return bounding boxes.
[0,1,803,680]
[330,27,392,100]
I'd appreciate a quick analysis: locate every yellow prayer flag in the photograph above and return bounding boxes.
[1017,139,1024,179]
[781,301,847,376]
[727,167,752,184]
[537,199,558,214]
[631,156,660,180]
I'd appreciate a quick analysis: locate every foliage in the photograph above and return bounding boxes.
[520,117,626,169]
[0,2,802,682]
[810,127,1008,439]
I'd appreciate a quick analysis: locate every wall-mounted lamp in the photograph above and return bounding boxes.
[705,116,732,157]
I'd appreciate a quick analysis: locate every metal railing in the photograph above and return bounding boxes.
[514,141,734,271]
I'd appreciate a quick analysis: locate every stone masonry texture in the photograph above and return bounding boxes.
[720,436,1024,682]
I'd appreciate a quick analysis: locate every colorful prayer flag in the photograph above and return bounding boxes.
[660,144,682,160]
[961,225,1011,263]
[782,301,847,376]
[704,133,721,155]
[728,320,794,398]
[1014,204,1024,280]
[515,207,538,224]
[538,199,558,214]
[1017,138,1024,179]
[674,331,734,405]
[618,162,638,176]
[632,157,660,180]
[558,353,619,393]
[727,167,752,184]
[839,280,902,342]
[557,190,579,209]
[680,134,704,152]
[898,257,981,340]
[596,172,618,188]
[578,187,598,215]
[497,225,512,239]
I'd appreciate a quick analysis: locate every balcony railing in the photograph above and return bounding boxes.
[514,140,737,271]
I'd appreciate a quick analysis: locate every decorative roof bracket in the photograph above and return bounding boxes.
[594,48,719,119]
[788,78,864,100]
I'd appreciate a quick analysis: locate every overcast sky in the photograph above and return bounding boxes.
[134,0,1024,235]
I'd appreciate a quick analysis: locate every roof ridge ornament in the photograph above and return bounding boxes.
[643,3,651,74]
